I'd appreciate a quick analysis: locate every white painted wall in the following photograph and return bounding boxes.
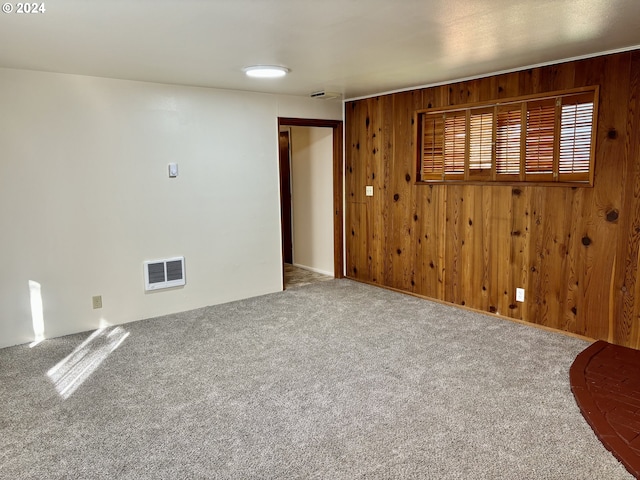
[0,68,342,348]
[290,127,334,276]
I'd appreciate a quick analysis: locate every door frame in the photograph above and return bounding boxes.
[278,130,293,265]
[277,117,344,279]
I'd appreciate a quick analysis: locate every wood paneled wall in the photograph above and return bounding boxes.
[345,50,640,348]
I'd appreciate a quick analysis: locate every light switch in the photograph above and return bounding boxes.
[365,185,374,196]
[168,163,178,177]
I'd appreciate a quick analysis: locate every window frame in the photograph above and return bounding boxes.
[414,86,599,186]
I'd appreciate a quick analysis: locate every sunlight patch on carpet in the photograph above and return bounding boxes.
[47,326,129,399]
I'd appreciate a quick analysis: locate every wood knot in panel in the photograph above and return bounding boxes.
[606,209,619,222]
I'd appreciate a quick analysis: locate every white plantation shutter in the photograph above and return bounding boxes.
[558,93,595,182]
[469,108,493,174]
[495,106,522,177]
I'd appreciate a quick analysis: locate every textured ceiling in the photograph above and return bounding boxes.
[1,0,639,99]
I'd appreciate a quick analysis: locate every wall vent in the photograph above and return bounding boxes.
[144,256,185,291]
[310,90,342,100]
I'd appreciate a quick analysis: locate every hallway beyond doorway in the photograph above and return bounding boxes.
[284,264,332,289]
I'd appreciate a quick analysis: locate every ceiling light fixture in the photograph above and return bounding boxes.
[243,65,290,78]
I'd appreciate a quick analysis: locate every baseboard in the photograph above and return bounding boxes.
[292,263,333,277]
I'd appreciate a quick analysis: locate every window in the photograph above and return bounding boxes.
[416,87,598,185]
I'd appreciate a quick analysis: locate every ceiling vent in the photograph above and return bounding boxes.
[310,90,342,100]
[144,256,185,291]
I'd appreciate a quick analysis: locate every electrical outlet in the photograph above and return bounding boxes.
[92,295,103,309]
[516,288,525,303]
[365,185,374,196]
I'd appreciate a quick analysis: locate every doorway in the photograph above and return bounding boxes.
[278,118,344,289]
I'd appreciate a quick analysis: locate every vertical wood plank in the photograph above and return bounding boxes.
[364,97,382,282]
[346,202,367,280]
[345,100,369,279]
[537,188,570,330]
[614,51,640,348]
[488,186,512,316]
[509,186,531,321]
[459,186,485,308]
[372,95,393,285]
[496,72,521,99]
[415,185,445,298]
[525,186,545,325]
[443,186,463,304]
[564,189,583,334]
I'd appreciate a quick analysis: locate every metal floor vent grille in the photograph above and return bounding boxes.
[144,256,185,291]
